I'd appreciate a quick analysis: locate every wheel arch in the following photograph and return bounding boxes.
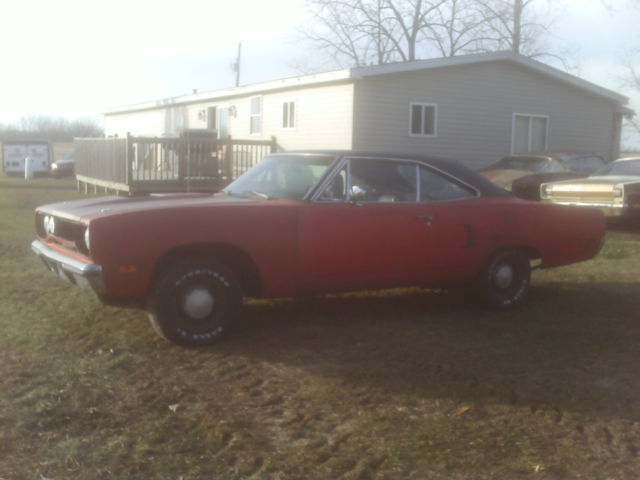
[488,244,542,263]
[149,243,264,298]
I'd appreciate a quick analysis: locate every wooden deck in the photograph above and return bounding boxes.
[74,134,277,194]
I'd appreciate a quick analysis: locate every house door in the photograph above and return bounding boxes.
[218,107,230,139]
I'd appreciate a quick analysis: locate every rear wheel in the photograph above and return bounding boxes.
[474,249,531,309]
[148,258,242,346]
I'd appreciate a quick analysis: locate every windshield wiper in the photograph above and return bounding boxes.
[247,190,272,199]
[224,189,273,199]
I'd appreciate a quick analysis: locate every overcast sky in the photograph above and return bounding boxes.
[1,0,639,143]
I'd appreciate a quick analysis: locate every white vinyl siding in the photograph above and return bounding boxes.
[352,60,618,168]
[409,103,437,137]
[282,100,296,129]
[250,96,262,135]
[512,113,548,154]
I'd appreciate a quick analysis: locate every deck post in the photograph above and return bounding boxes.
[125,132,132,190]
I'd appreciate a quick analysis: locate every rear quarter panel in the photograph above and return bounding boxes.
[503,200,606,267]
[448,197,605,272]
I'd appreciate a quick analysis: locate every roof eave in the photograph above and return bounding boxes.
[105,51,630,115]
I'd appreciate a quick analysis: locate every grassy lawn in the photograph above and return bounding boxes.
[1,174,639,479]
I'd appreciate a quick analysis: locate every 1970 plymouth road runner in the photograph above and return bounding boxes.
[32,151,606,346]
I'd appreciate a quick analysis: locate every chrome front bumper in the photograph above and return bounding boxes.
[31,240,105,294]
[548,201,639,217]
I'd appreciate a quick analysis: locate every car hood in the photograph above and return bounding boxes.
[37,193,257,222]
[480,169,534,190]
[53,159,74,166]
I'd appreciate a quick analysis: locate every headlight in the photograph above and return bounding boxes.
[612,185,623,198]
[84,227,91,251]
[44,215,56,235]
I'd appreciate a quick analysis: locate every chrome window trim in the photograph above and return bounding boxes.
[304,155,349,202]
[309,155,481,203]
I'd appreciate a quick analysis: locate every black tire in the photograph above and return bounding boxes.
[147,258,242,346]
[474,249,531,309]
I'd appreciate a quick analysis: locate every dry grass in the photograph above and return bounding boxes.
[1,174,639,479]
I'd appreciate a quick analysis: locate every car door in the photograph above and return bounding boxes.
[416,164,487,283]
[296,157,437,292]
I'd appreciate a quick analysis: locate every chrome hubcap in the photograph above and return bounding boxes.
[494,264,514,289]
[183,287,215,320]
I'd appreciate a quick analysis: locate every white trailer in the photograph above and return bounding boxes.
[2,141,52,176]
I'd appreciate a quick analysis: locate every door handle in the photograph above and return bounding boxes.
[414,214,433,226]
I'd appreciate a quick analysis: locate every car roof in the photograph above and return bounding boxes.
[275,150,511,197]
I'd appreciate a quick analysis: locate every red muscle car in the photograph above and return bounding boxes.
[32,151,606,346]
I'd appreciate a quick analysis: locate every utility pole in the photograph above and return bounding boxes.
[513,0,522,55]
[232,42,242,87]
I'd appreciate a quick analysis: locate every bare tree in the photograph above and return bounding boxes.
[295,0,569,72]
[0,115,103,142]
[297,0,450,68]
[473,0,574,69]
[427,0,491,57]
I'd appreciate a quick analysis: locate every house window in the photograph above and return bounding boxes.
[512,114,548,154]
[250,96,262,135]
[410,103,437,137]
[282,100,296,129]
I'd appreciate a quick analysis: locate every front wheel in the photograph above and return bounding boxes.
[147,258,242,346]
[473,250,531,309]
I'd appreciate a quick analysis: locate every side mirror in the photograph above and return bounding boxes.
[350,185,366,202]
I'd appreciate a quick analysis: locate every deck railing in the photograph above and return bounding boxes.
[75,134,277,194]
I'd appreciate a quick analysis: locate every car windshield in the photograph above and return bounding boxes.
[224,154,335,200]
[592,159,640,176]
[489,156,548,172]
[61,151,74,160]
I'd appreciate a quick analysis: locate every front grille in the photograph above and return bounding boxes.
[36,213,88,254]
[549,191,616,203]
[548,185,617,204]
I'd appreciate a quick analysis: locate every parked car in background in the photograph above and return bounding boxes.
[31,151,605,346]
[50,151,75,178]
[540,157,640,218]
[481,152,606,199]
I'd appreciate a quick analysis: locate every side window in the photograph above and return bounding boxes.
[419,167,475,202]
[564,156,605,174]
[543,159,567,173]
[318,159,417,202]
[350,159,417,202]
[583,156,606,173]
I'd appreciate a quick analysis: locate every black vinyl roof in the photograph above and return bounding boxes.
[280,150,512,198]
